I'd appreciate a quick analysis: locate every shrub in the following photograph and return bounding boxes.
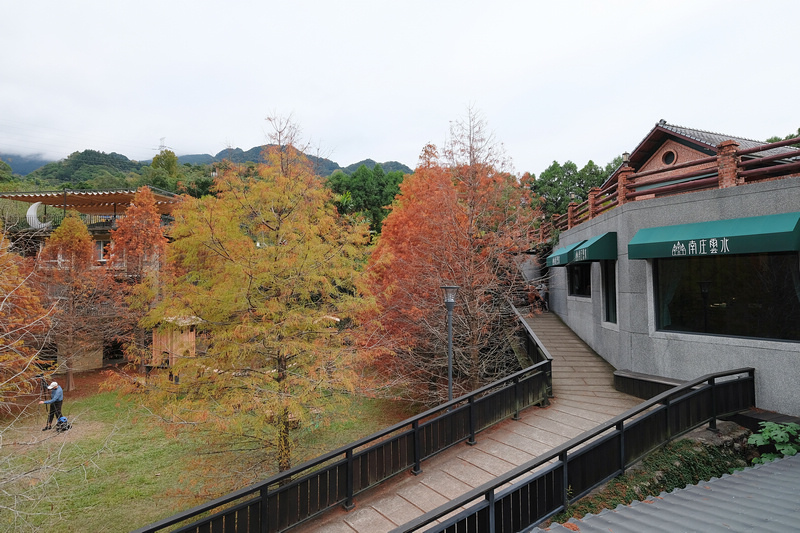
[748,421,800,464]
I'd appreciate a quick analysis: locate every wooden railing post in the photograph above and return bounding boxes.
[513,376,521,421]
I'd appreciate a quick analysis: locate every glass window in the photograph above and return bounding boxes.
[95,240,110,262]
[602,260,617,323]
[568,263,591,297]
[654,252,800,341]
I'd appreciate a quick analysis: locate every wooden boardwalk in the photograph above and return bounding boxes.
[299,312,642,532]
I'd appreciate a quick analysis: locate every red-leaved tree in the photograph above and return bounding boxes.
[366,109,540,404]
[109,186,169,366]
[0,231,51,412]
[37,213,116,391]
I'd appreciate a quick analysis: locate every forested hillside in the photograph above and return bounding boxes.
[0,146,414,211]
[27,150,144,183]
[0,145,413,179]
[0,153,52,175]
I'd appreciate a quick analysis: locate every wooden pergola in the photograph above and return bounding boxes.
[0,187,180,216]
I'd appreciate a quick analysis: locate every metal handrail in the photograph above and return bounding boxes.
[133,304,552,533]
[392,367,756,533]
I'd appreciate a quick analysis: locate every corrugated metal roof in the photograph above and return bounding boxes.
[535,453,800,533]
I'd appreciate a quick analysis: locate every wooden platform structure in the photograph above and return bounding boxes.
[298,312,642,532]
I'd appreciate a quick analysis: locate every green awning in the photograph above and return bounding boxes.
[571,232,617,263]
[546,241,584,267]
[628,212,800,259]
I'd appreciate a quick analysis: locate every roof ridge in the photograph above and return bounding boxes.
[659,120,771,146]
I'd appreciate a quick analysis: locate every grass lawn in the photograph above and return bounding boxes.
[2,374,417,533]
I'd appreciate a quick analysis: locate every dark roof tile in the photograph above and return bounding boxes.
[659,120,799,160]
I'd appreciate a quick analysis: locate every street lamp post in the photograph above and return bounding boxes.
[441,285,459,403]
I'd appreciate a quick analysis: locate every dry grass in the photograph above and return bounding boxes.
[1,369,417,533]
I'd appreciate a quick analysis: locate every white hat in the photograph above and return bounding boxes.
[48,381,58,390]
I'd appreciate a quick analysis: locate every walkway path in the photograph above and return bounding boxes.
[299,312,642,532]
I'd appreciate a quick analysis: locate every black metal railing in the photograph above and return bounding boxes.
[392,367,756,533]
[133,305,553,533]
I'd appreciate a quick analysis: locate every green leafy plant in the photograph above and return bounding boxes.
[547,439,749,526]
[748,421,800,464]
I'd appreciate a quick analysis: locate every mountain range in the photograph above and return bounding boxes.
[0,146,412,177]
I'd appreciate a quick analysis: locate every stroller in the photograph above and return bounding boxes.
[55,416,72,433]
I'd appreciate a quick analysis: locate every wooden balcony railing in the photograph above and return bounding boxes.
[536,137,800,243]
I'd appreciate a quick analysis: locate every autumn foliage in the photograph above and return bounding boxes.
[139,118,374,475]
[38,213,116,391]
[0,232,50,411]
[366,110,540,404]
[109,186,169,365]
[110,186,168,282]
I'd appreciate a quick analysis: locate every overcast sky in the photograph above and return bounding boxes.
[2,0,798,176]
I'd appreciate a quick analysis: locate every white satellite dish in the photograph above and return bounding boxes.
[26,202,52,230]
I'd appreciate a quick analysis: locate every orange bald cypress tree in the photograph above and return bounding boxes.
[38,213,114,391]
[134,117,373,476]
[109,186,169,366]
[109,186,168,283]
[367,110,539,404]
[0,232,51,412]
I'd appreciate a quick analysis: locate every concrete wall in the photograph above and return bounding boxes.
[549,176,800,416]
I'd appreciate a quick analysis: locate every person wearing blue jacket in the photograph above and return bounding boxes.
[39,381,63,431]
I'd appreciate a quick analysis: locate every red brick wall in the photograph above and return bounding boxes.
[634,140,717,188]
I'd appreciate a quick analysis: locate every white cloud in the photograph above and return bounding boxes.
[1,0,797,174]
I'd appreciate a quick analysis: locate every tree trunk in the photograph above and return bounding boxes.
[469,344,480,393]
[276,353,292,473]
[66,357,75,392]
[277,406,291,473]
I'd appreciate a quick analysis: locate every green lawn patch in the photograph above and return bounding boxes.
[1,390,417,533]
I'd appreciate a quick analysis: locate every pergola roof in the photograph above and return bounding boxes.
[0,188,180,215]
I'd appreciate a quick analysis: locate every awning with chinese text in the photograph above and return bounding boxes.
[571,232,617,263]
[546,241,584,267]
[628,212,800,259]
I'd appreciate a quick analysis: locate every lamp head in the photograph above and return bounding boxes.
[440,285,459,303]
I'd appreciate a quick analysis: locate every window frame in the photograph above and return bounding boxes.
[568,262,592,298]
[653,251,800,341]
[602,260,617,323]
